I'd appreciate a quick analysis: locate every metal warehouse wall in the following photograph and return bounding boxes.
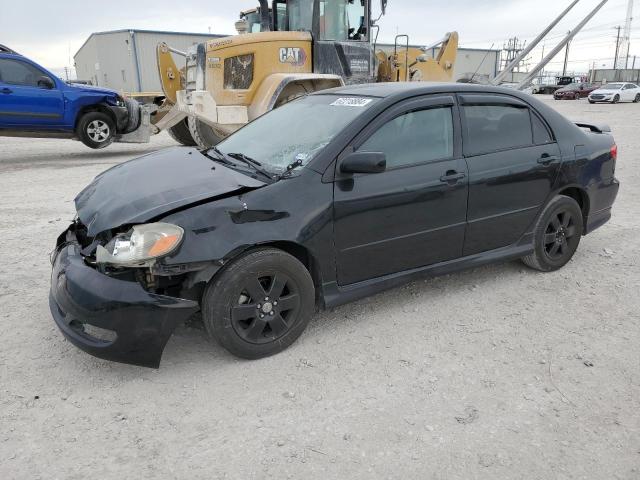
[452,49,500,82]
[377,44,499,82]
[74,30,223,93]
[590,69,640,83]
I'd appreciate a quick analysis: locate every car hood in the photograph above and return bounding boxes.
[75,147,266,236]
[591,88,620,94]
[67,83,120,96]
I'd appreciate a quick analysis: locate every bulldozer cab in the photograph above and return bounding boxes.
[240,8,271,34]
[267,0,378,84]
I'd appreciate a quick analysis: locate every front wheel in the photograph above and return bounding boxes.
[634,94,640,103]
[612,95,620,104]
[77,112,115,149]
[202,248,315,359]
[522,195,583,272]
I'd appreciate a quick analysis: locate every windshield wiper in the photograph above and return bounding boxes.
[203,147,235,166]
[227,152,275,180]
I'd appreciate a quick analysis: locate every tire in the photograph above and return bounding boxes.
[612,95,620,104]
[634,94,640,103]
[574,93,580,100]
[202,248,315,359]
[522,195,584,272]
[187,116,223,149]
[167,118,197,146]
[77,111,115,149]
[123,98,140,133]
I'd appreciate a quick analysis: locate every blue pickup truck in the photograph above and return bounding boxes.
[0,45,141,149]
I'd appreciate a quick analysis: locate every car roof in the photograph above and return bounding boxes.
[0,44,19,55]
[314,82,537,102]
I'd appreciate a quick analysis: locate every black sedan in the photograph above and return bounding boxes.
[49,83,620,368]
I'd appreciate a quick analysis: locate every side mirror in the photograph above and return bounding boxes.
[37,76,55,89]
[340,151,386,174]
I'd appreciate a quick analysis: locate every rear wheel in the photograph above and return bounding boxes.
[202,248,315,359]
[574,93,581,100]
[167,118,197,146]
[77,112,115,149]
[522,195,583,272]
[187,116,223,149]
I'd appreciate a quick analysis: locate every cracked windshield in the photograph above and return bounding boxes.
[215,94,377,174]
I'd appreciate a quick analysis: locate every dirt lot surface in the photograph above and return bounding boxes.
[0,97,638,479]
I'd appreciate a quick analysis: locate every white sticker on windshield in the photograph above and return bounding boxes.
[331,97,373,107]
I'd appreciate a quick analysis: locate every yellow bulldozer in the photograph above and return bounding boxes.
[154,0,459,148]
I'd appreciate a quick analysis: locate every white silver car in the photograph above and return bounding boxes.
[588,82,640,104]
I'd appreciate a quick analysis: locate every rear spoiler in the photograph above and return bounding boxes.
[574,122,611,134]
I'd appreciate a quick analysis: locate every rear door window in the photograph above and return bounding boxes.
[462,104,533,155]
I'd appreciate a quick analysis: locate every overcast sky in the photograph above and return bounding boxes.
[1,0,637,77]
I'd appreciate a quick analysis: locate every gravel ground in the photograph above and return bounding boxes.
[0,97,638,479]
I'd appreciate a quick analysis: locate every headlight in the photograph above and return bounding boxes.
[109,96,126,108]
[96,223,184,267]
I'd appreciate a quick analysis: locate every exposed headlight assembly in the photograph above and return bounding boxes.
[96,223,184,267]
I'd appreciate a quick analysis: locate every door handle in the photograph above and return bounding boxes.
[537,154,558,165]
[440,171,466,184]
[1,88,12,94]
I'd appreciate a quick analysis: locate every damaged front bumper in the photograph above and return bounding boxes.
[49,228,199,368]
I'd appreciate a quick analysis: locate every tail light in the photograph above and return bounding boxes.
[610,144,618,161]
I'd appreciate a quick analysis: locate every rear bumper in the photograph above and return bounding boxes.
[585,178,620,234]
[49,229,199,368]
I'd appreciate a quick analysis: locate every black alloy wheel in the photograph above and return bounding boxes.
[613,94,620,104]
[202,248,315,359]
[522,195,584,272]
[542,209,579,261]
[231,273,301,344]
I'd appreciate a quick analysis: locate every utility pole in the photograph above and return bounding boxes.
[619,0,634,69]
[563,32,571,76]
[614,25,622,70]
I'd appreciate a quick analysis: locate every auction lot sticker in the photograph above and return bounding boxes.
[331,97,373,107]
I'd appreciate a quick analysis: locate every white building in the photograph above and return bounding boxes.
[74,29,224,93]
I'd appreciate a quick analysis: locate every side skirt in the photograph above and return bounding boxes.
[321,239,534,309]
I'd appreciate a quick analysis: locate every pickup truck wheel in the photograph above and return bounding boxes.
[202,248,315,359]
[167,118,197,146]
[522,195,583,272]
[77,112,115,149]
[187,117,223,149]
